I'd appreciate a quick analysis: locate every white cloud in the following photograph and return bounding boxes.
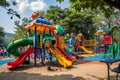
[15,0,29,13]
[30,0,47,11]
[16,0,26,3]
[6,0,10,1]
[15,0,47,13]
[18,1,29,13]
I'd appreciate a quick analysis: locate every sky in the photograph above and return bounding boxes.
[0,0,70,33]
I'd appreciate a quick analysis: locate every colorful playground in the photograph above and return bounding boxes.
[0,12,120,80]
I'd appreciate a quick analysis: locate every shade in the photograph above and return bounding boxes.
[25,22,56,32]
[24,16,55,32]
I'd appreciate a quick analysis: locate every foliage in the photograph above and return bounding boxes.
[56,0,116,18]
[0,26,5,44]
[13,18,30,40]
[110,10,120,25]
[0,0,20,19]
[45,6,97,39]
[4,33,13,47]
[93,10,120,32]
[103,0,120,9]
[45,6,68,24]
[60,11,96,39]
[37,11,45,17]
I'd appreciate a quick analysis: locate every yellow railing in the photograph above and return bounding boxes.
[82,40,96,46]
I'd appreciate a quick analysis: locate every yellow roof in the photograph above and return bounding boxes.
[95,32,106,36]
[25,22,56,32]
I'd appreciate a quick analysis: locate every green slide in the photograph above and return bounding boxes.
[7,35,55,57]
[67,46,74,52]
[7,37,33,56]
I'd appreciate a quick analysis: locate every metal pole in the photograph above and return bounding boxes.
[96,36,99,54]
[34,26,37,66]
[107,63,110,80]
[28,29,31,63]
[118,29,120,57]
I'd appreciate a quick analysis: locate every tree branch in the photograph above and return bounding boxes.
[103,0,120,9]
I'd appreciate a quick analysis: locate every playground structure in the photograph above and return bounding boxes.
[94,23,120,59]
[76,23,120,59]
[65,30,93,55]
[104,24,120,59]
[6,13,76,70]
[7,13,120,70]
[95,28,106,53]
[78,42,93,55]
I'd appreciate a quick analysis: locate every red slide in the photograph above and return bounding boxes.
[56,46,75,63]
[69,52,80,58]
[7,47,34,70]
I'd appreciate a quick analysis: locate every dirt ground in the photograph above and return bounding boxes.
[0,60,119,80]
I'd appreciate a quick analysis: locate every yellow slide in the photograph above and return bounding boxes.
[79,46,93,55]
[49,47,72,68]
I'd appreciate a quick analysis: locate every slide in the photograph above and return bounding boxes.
[7,47,34,70]
[7,37,33,56]
[7,35,54,56]
[7,35,55,70]
[67,46,74,52]
[79,46,93,55]
[52,34,75,62]
[56,46,75,62]
[49,47,72,68]
[64,48,80,59]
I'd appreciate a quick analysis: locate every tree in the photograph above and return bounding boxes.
[0,26,5,44]
[60,11,96,39]
[57,0,120,9]
[13,11,45,40]
[56,0,120,18]
[103,0,120,9]
[13,18,30,40]
[4,33,13,47]
[93,10,120,31]
[45,6,97,39]
[45,6,66,24]
[0,0,20,19]
[110,11,120,25]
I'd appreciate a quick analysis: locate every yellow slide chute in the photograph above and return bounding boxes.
[79,46,93,55]
[49,47,72,68]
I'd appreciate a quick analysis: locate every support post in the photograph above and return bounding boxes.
[34,26,37,66]
[28,29,31,63]
[107,63,110,80]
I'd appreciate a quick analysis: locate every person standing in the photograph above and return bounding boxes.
[3,47,6,58]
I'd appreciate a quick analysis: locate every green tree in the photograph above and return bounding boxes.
[45,6,97,39]
[93,10,120,31]
[60,11,96,39]
[103,0,120,9]
[56,0,120,9]
[0,0,20,19]
[56,0,120,18]
[45,6,66,24]
[110,11,120,24]
[4,33,13,47]
[13,18,30,40]
[0,26,5,44]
